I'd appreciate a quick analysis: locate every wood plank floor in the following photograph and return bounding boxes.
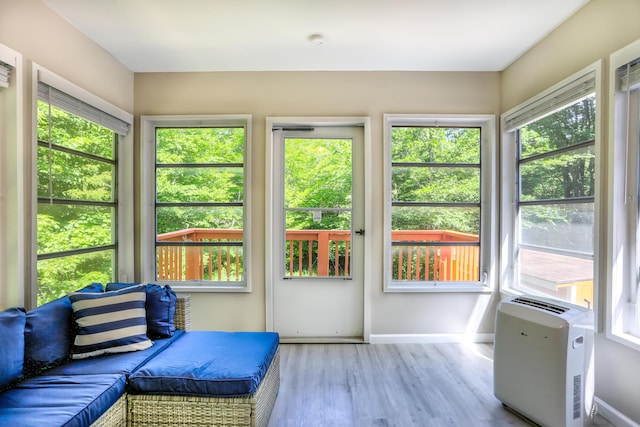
[267,343,613,427]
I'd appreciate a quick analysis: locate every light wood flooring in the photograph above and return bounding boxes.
[267,343,614,427]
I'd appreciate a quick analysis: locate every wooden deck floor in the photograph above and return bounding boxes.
[267,343,613,427]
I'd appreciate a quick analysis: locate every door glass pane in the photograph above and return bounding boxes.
[284,138,353,277]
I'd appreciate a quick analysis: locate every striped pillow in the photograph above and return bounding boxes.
[69,285,152,359]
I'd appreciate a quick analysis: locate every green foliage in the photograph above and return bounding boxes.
[518,97,596,252]
[155,127,247,279]
[284,138,352,231]
[519,97,596,202]
[37,101,116,305]
[156,128,245,234]
[391,127,481,234]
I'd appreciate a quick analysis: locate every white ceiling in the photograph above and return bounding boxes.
[41,0,590,73]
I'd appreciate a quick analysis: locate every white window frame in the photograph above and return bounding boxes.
[0,43,23,309]
[608,39,640,351]
[383,114,497,292]
[500,61,603,319]
[31,64,134,307]
[141,115,252,292]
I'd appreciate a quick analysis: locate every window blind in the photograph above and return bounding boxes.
[620,61,640,91]
[0,61,11,89]
[504,71,596,132]
[38,82,130,136]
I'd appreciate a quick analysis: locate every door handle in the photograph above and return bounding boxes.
[355,229,365,235]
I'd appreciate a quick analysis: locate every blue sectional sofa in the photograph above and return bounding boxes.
[0,283,280,427]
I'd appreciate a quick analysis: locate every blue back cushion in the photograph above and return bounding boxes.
[24,297,73,376]
[23,282,104,375]
[106,283,177,338]
[69,285,152,359]
[0,307,26,390]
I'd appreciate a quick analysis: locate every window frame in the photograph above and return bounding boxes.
[608,40,640,351]
[383,114,497,293]
[31,64,134,307]
[500,62,603,320]
[141,115,252,292]
[0,43,23,309]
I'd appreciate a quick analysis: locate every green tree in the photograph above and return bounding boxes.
[36,102,115,304]
[391,127,481,234]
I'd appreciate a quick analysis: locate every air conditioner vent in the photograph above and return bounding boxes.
[511,297,569,314]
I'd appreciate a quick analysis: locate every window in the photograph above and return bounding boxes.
[610,39,640,348]
[141,115,251,291]
[383,115,496,291]
[502,65,600,308]
[35,68,132,306]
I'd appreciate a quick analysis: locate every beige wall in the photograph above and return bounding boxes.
[134,71,501,335]
[0,0,133,307]
[501,0,640,422]
[501,0,640,112]
[0,0,133,112]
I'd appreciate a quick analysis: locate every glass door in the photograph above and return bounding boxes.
[271,125,364,341]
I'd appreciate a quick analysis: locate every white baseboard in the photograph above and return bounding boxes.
[369,333,494,344]
[594,397,640,427]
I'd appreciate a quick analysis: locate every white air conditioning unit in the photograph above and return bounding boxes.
[494,295,594,427]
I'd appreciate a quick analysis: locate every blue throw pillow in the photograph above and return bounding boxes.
[106,283,177,338]
[24,297,73,375]
[78,282,105,293]
[69,285,152,359]
[0,307,26,390]
[24,283,104,375]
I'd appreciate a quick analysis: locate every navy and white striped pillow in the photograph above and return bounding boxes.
[69,284,152,359]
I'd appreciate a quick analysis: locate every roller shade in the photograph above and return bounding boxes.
[621,62,640,92]
[504,71,596,132]
[0,61,11,89]
[38,82,130,136]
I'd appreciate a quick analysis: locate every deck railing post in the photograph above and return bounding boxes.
[317,231,329,276]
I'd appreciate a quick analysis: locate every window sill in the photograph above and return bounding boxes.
[606,330,640,353]
[152,283,251,293]
[384,283,492,293]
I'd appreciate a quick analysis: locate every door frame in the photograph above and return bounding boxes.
[265,117,372,343]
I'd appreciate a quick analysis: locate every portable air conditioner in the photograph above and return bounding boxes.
[493,295,594,427]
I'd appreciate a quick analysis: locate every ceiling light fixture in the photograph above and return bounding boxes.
[308,34,325,46]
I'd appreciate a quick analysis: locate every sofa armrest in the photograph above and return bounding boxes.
[173,294,191,332]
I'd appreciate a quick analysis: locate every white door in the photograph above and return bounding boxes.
[269,124,365,342]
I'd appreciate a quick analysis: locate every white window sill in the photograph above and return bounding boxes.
[607,330,640,353]
[384,283,492,293]
[150,283,251,293]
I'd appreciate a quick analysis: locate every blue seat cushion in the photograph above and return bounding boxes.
[0,307,26,390]
[129,331,279,397]
[46,330,184,376]
[0,373,125,427]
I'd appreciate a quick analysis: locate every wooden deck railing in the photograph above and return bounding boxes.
[156,228,480,282]
[392,230,480,281]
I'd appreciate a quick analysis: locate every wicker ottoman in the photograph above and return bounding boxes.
[127,331,280,427]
